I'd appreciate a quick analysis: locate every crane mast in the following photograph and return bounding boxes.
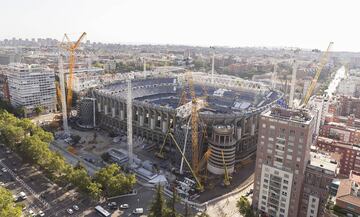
[187,72,199,175]
[61,32,87,114]
[301,42,334,106]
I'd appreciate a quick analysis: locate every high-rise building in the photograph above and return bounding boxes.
[253,107,315,217]
[6,63,56,115]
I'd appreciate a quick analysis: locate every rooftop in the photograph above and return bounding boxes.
[263,106,313,124]
[308,151,338,175]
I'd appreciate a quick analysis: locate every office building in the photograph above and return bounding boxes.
[6,63,56,115]
[253,107,315,217]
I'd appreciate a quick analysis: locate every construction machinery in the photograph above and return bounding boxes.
[60,32,87,114]
[301,42,334,106]
[168,133,204,191]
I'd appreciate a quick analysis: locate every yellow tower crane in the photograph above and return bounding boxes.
[301,42,334,106]
[60,32,87,114]
[187,72,200,176]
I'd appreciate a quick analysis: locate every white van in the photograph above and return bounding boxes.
[133,208,144,214]
[19,192,27,200]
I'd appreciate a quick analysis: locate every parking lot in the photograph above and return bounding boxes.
[0,144,92,217]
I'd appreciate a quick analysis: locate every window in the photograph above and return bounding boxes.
[286,155,292,160]
[262,124,266,128]
[283,180,289,185]
[282,191,287,196]
[297,157,301,162]
[270,125,275,129]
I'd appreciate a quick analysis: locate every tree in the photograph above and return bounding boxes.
[197,212,210,217]
[93,164,136,197]
[148,185,167,217]
[184,202,190,217]
[34,106,44,116]
[87,182,102,201]
[236,196,254,217]
[165,187,180,217]
[0,187,22,217]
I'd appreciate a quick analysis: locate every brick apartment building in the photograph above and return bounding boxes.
[253,107,315,217]
[316,136,360,176]
[319,122,360,144]
[299,151,338,217]
[336,170,360,216]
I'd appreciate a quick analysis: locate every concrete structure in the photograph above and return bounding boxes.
[6,63,56,114]
[77,97,96,128]
[299,151,338,217]
[81,73,282,174]
[253,107,315,217]
[316,136,360,176]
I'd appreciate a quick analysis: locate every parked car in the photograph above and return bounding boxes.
[38,210,45,216]
[119,204,129,209]
[19,192,27,200]
[107,201,117,209]
[133,208,144,214]
[66,208,73,215]
[72,205,79,211]
[1,168,7,173]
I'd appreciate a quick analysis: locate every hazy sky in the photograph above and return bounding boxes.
[1,0,359,51]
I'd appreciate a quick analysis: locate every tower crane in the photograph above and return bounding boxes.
[60,32,87,114]
[187,72,200,175]
[301,42,334,106]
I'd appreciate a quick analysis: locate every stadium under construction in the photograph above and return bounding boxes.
[77,72,283,179]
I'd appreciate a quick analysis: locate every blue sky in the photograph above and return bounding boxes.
[1,0,359,51]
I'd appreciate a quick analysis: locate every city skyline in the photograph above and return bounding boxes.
[1,0,360,52]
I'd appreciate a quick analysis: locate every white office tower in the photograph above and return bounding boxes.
[7,63,56,115]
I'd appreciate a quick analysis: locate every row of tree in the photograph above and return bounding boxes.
[148,185,209,217]
[0,110,136,201]
[0,187,22,217]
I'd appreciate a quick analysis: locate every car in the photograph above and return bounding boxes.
[72,205,79,211]
[38,210,45,216]
[29,209,36,217]
[119,204,129,209]
[133,208,144,214]
[1,168,7,173]
[107,201,117,210]
[18,192,27,200]
[66,208,73,215]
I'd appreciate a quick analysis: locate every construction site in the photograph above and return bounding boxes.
[53,32,334,205]
[72,70,282,200]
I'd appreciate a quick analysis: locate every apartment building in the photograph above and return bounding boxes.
[6,63,56,114]
[316,136,360,176]
[253,107,315,217]
[298,151,338,217]
[319,121,360,144]
[335,170,360,216]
